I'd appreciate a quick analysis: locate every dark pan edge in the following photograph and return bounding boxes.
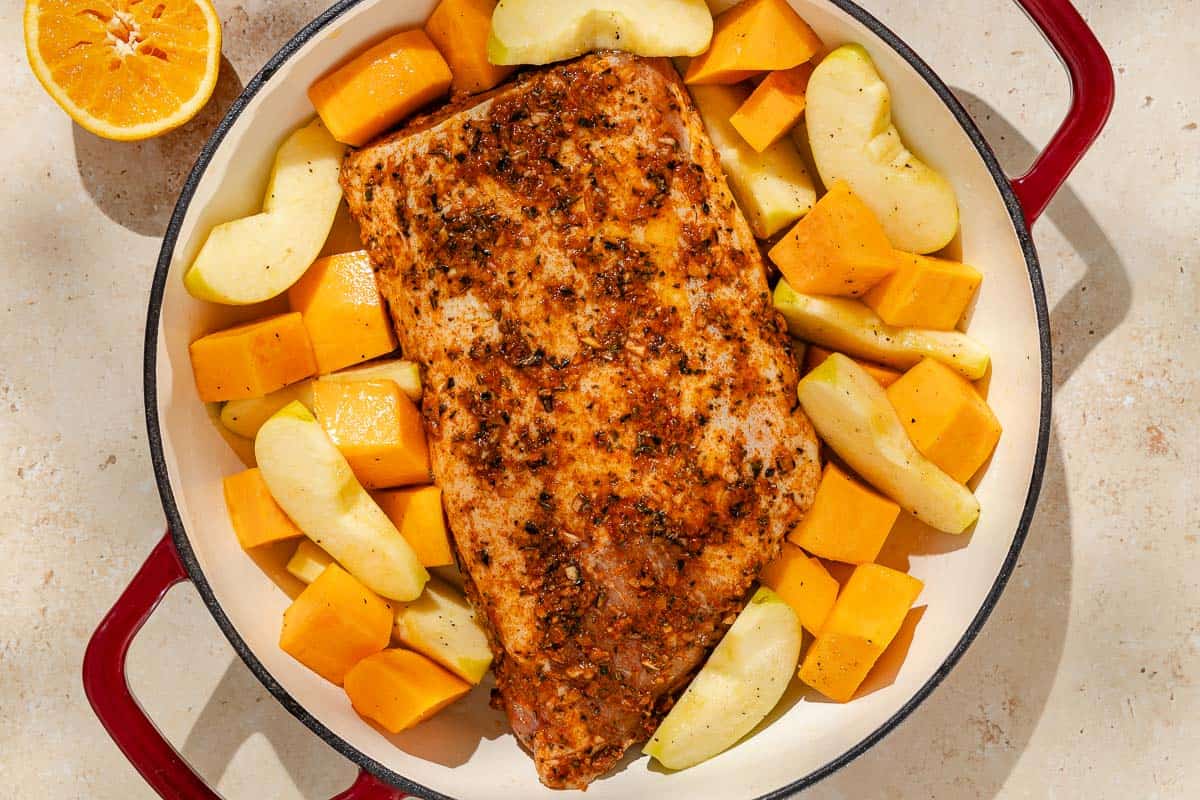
[142,1,1052,797]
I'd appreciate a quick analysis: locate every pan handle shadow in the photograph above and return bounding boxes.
[179,657,357,799]
[180,656,507,796]
[806,90,1130,799]
[953,90,1133,394]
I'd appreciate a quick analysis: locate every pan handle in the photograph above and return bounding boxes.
[1008,0,1115,226]
[83,531,406,799]
[330,770,408,799]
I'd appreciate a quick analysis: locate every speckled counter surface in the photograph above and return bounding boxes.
[0,1,1196,797]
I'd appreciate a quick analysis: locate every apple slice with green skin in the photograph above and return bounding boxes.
[806,44,959,254]
[773,279,990,380]
[184,118,346,305]
[690,83,816,239]
[644,586,802,770]
[488,0,713,66]
[255,401,428,601]
[220,381,316,440]
[393,577,494,684]
[797,353,980,533]
[319,359,422,402]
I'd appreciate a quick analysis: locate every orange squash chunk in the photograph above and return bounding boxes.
[769,181,896,296]
[886,358,1001,483]
[730,64,813,152]
[374,485,454,567]
[189,312,317,402]
[863,251,983,330]
[791,462,900,564]
[223,468,304,549]
[313,380,431,489]
[308,29,452,147]
[344,648,471,733]
[803,345,901,388]
[798,563,923,702]
[279,564,394,684]
[425,0,515,94]
[288,250,397,375]
[759,543,838,634]
[685,0,823,85]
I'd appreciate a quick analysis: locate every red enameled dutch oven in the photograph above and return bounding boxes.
[83,1,1113,797]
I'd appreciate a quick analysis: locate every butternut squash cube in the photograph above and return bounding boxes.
[803,345,901,388]
[223,468,304,549]
[374,485,454,567]
[730,64,813,152]
[886,358,1002,483]
[769,181,896,296]
[685,0,822,85]
[863,251,983,330]
[759,543,838,634]
[772,181,897,297]
[288,250,397,375]
[791,462,900,564]
[189,312,317,403]
[279,564,394,684]
[425,0,515,94]
[344,648,471,733]
[798,563,923,701]
[313,380,431,489]
[308,30,452,147]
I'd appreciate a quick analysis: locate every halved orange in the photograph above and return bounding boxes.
[24,0,222,141]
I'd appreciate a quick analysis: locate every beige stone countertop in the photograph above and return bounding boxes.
[1,0,1196,797]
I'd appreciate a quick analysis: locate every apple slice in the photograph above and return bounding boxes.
[689,83,815,238]
[286,539,336,584]
[255,401,428,601]
[644,586,802,770]
[773,280,990,380]
[261,118,344,214]
[220,381,315,440]
[805,44,958,254]
[796,353,980,533]
[184,118,346,305]
[488,0,713,66]
[319,359,422,402]
[394,578,494,684]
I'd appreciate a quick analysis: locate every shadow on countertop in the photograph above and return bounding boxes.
[71,55,244,239]
[179,651,506,798]
[179,658,357,799]
[811,89,1130,799]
